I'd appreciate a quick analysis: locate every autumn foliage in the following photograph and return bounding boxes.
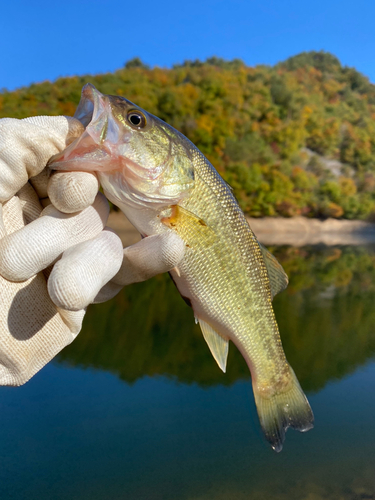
[2,51,375,219]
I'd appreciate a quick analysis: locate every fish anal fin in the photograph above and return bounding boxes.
[259,243,289,299]
[161,205,216,247]
[198,318,229,373]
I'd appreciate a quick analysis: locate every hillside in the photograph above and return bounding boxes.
[1,51,375,219]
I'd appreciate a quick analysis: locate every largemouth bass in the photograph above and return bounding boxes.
[49,84,314,451]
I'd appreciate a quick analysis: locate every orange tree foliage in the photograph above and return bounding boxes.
[2,51,375,219]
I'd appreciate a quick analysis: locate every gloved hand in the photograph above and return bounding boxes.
[0,116,185,386]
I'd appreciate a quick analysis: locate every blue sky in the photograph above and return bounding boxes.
[1,0,374,91]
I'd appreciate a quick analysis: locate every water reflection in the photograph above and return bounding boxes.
[2,245,375,500]
[54,245,375,499]
[58,245,375,392]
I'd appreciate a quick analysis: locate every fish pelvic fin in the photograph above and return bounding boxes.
[258,243,289,299]
[198,318,229,373]
[253,365,314,452]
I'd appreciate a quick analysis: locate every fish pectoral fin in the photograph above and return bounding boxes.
[161,205,216,247]
[259,243,289,299]
[198,318,229,373]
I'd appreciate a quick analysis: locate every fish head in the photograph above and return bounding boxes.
[49,84,195,209]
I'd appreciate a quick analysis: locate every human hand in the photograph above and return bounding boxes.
[0,116,185,386]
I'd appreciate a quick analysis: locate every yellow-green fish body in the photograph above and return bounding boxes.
[50,84,313,451]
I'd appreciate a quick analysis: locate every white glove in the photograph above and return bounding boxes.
[0,116,185,386]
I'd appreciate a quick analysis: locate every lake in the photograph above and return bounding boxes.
[1,244,375,499]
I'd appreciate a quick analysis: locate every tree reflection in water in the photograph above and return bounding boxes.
[57,245,375,393]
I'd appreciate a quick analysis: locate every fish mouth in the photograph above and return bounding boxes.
[74,83,100,127]
[48,84,195,209]
[48,84,119,172]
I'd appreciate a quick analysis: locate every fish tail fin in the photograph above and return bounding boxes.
[253,365,314,452]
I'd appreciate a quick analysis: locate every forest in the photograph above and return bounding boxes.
[1,51,375,219]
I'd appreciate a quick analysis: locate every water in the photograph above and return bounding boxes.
[1,245,375,499]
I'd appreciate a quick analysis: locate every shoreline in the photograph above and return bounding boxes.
[247,216,375,246]
[107,212,375,247]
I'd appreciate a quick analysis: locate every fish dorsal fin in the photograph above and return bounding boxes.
[198,318,229,373]
[161,205,216,248]
[259,243,289,299]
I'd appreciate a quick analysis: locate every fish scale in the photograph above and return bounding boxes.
[49,83,314,452]
[175,151,286,385]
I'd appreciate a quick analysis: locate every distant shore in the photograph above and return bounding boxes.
[247,216,375,246]
[107,212,375,247]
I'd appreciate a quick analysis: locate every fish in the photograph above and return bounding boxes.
[49,83,314,451]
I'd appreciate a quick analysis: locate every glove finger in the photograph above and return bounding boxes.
[48,228,123,311]
[56,308,86,336]
[2,195,25,235]
[0,206,5,239]
[0,271,84,386]
[17,183,43,224]
[22,115,84,146]
[29,168,50,201]
[1,184,42,236]
[92,280,123,304]
[0,116,84,202]
[0,192,109,282]
[47,171,99,214]
[111,231,185,286]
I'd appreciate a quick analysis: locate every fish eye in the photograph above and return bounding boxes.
[126,110,147,129]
